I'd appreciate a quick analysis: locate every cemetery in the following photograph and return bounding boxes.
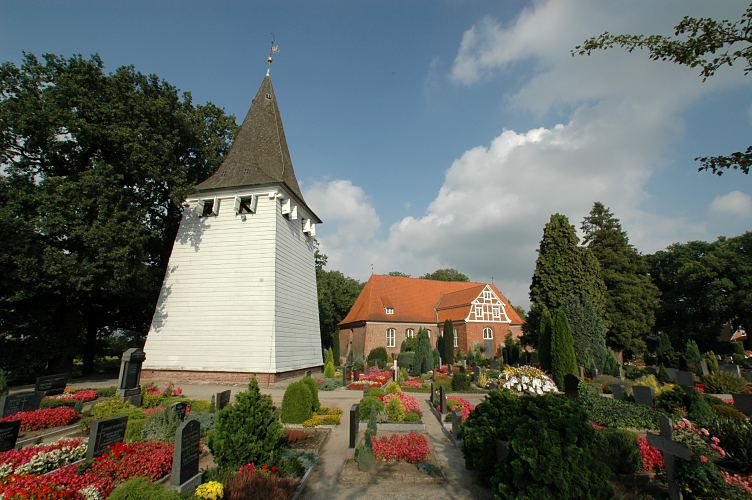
[3,2,752,499]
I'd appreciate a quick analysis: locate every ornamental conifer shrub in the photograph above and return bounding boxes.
[538,306,553,372]
[301,376,320,412]
[550,309,578,389]
[367,347,388,369]
[280,381,313,424]
[208,378,285,470]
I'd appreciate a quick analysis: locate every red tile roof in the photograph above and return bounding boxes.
[338,275,524,327]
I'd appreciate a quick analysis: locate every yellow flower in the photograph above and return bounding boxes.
[195,481,224,500]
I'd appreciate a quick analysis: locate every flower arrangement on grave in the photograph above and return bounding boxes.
[498,366,557,395]
[371,433,429,463]
[194,480,224,499]
[446,397,475,421]
[346,370,392,390]
[382,392,421,416]
[0,439,86,480]
[47,389,97,402]
[0,406,80,431]
[637,436,664,472]
[673,418,726,462]
[399,378,425,390]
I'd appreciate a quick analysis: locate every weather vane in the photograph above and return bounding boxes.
[267,33,279,76]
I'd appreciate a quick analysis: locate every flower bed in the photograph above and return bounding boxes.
[498,366,557,395]
[46,389,97,402]
[302,407,342,427]
[0,439,86,479]
[347,370,392,390]
[383,392,421,416]
[0,406,80,431]
[399,378,427,390]
[446,397,475,421]
[371,433,430,463]
[0,440,173,498]
[637,437,664,472]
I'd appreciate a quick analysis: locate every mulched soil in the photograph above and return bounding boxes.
[286,427,331,455]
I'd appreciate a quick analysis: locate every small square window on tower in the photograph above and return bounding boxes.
[385,307,394,315]
[234,195,257,215]
[200,198,219,217]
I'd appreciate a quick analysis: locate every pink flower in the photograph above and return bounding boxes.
[700,455,708,463]
[712,437,720,444]
[700,428,710,436]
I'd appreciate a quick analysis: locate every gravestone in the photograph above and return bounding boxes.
[447,364,453,375]
[647,415,692,500]
[699,359,709,377]
[0,391,42,418]
[0,420,21,452]
[720,364,741,377]
[87,416,128,459]
[675,370,694,389]
[438,386,447,414]
[35,373,69,396]
[171,419,202,494]
[588,368,599,379]
[732,393,752,416]
[341,365,349,387]
[349,404,358,449]
[172,402,188,421]
[578,366,585,380]
[393,359,398,382]
[484,339,494,359]
[305,370,312,378]
[501,347,509,365]
[489,359,500,369]
[633,385,654,407]
[214,390,231,411]
[610,384,626,401]
[665,367,678,382]
[473,366,480,382]
[451,409,462,440]
[429,381,435,406]
[117,348,145,406]
[564,374,580,400]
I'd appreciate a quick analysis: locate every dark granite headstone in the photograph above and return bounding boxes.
[172,402,188,421]
[0,391,42,418]
[429,381,435,406]
[451,409,462,440]
[732,393,752,416]
[484,339,494,359]
[305,370,312,378]
[117,348,145,406]
[564,374,580,400]
[700,359,709,377]
[35,373,69,396]
[215,390,231,411]
[87,416,128,459]
[647,415,692,500]
[665,368,678,382]
[610,384,626,401]
[0,420,21,452]
[439,386,447,414]
[342,366,349,386]
[473,366,481,381]
[588,368,599,379]
[349,404,358,449]
[720,364,741,377]
[501,347,509,365]
[675,370,694,389]
[171,419,202,494]
[633,385,654,407]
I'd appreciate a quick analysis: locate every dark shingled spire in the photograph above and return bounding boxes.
[196,76,316,220]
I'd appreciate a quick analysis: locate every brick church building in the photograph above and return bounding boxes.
[338,275,524,360]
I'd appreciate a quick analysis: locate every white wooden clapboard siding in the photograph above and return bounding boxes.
[144,187,280,373]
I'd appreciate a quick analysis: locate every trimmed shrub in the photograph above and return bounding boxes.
[280,381,313,424]
[537,306,553,372]
[385,397,406,422]
[462,390,612,499]
[109,477,181,500]
[685,340,703,374]
[593,428,641,474]
[656,364,671,384]
[602,350,620,377]
[397,352,415,371]
[367,347,388,369]
[451,372,470,391]
[384,381,402,393]
[442,320,454,365]
[142,406,182,442]
[91,398,144,420]
[358,396,384,421]
[704,351,719,374]
[324,360,335,378]
[403,411,421,423]
[208,378,286,469]
[702,372,747,393]
[578,381,662,430]
[550,308,578,389]
[301,376,320,412]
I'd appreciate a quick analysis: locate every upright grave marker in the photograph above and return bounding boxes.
[215,390,231,411]
[438,386,447,414]
[0,420,21,452]
[633,385,654,407]
[484,339,494,360]
[720,364,741,377]
[610,384,626,401]
[87,416,128,459]
[564,374,580,400]
[675,370,694,389]
[665,368,678,383]
[0,391,42,418]
[647,415,692,500]
[429,381,435,406]
[117,348,145,406]
[349,404,358,449]
[699,359,709,377]
[171,419,202,494]
[172,402,188,421]
[35,373,69,396]
[451,409,462,440]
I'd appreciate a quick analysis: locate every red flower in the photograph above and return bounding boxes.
[371,433,430,463]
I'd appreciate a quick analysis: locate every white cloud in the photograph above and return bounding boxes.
[711,191,752,216]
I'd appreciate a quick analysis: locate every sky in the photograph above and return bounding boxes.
[3,0,751,308]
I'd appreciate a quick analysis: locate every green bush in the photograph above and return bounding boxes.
[538,306,553,372]
[108,477,181,500]
[367,347,388,369]
[397,352,415,371]
[602,351,620,377]
[577,382,662,430]
[358,396,384,421]
[301,377,320,412]
[94,386,117,398]
[592,428,641,474]
[732,342,745,356]
[208,378,286,470]
[704,351,719,374]
[655,386,687,414]
[413,330,433,374]
[462,390,612,499]
[656,364,671,384]
[385,397,405,422]
[676,455,749,500]
[451,372,470,391]
[124,417,145,443]
[442,320,454,365]
[185,399,211,413]
[384,381,401,394]
[325,346,334,366]
[91,398,145,420]
[365,406,378,446]
[624,365,647,380]
[364,387,385,398]
[142,407,182,442]
[550,309,578,389]
[324,360,335,378]
[403,411,421,423]
[685,340,703,374]
[687,389,714,424]
[400,336,418,353]
[702,372,747,393]
[319,378,341,391]
[712,404,747,420]
[41,399,81,410]
[708,417,752,473]
[280,381,313,424]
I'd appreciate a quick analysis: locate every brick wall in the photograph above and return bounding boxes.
[141,365,322,385]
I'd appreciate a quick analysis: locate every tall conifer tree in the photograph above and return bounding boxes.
[550,309,578,389]
[538,306,553,372]
[581,202,660,355]
[443,320,454,365]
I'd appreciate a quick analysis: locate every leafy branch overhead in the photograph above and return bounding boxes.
[573,4,752,175]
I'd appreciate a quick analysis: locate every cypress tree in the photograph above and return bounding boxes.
[581,202,660,355]
[685,340,703,374]
[413,329,433,374]
[538,306,553,372]
[550,309,578,389]
[443,320,454,365]
[562,294,609,372]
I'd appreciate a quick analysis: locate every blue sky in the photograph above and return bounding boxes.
[3,0,751,307]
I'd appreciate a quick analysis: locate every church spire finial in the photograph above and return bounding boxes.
[266,34,279,77]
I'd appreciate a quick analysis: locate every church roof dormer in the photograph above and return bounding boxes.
[196,75,320,222]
